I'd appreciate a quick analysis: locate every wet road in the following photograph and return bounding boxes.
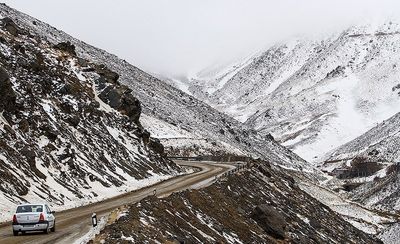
[0,161,233,244]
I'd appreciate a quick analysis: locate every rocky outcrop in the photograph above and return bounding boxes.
[95,64,119,84]
[0,66,16,112]
[1,17,24,36]
[148,138,165,156]
[53,41,77,56]
[251,204,286,239]
[99,86,141,124]
[94,65,142,124]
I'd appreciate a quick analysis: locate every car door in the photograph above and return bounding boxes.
[45,205,55,227]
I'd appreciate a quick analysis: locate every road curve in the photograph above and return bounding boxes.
[0,161,233,244]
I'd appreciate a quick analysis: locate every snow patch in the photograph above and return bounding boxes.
[73,216,107,244]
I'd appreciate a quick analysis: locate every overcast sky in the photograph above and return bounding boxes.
[2,0,400,78]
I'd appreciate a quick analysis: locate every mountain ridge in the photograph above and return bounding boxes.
[168,22,400,162]
[0,12,181,222]
[0,3,311,171]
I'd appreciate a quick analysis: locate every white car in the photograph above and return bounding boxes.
[12,204,56,236]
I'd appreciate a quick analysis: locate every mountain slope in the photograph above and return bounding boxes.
[174,23,400,162]
[94,161,380,244]
[0,14,182,222]
[322,112,400,212]
[0,4,311,171]
[327,112,400,163]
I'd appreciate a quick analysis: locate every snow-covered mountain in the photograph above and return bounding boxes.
[0,13,182,221]
[0,3,318,222]
[172,22,400,163]
[321,112,400,212]
[0,4,310,171]
[327,112,400,163]
[5,4,399,242]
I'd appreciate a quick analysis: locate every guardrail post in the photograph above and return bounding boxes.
[91,213,97,227]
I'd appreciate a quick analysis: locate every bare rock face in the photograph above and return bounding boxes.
[1,17,24,36]
[96,65,142,124]
[148,138,165,156]
[53,41,77,56]
[0,66,16,112]
[0,159,28,195]
[251,204,286,239]
[99,86,141,124]
[96,64,119,84]
[120,90,142,124]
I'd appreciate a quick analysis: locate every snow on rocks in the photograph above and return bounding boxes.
[298,180,395,235]
[95,160,380,243]
[379,223,400,244]
[321,112,400,215]
[0,7,181,223]
[0,4,312,172]
[168,23,400,163]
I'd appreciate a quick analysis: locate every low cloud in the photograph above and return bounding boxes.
[4,0,400,78]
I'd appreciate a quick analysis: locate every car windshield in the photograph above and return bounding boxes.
[16,205,43,213]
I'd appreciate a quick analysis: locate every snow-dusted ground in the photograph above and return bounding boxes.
[189,53,259,98]
[97,163,378,243]
[379,223,400,244]
[0,170,175,223]
[0,2,311,170]
[140,113,247,157]
[73,216,108,244]
[140,113,195,139]
[299,181,395,235]
[166,22,400,163]
[0,8,182,223]
[327,112,400,164]
[291,74,400,162]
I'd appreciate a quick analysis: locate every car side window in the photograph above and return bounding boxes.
[46,205,51,214]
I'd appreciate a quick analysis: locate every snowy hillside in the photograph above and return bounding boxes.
[0,13,182,221]
[0,4,311,171]
[171,23,400,162]
[322,112,400,212]
[0,3,324,223]
[327,112,400,163]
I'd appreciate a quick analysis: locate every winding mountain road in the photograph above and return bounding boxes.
[0,161,234,244]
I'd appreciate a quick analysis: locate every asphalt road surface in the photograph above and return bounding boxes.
[0,161,234,244]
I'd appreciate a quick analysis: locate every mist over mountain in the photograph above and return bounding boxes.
[3,0,400,78]
[172,22,400,163]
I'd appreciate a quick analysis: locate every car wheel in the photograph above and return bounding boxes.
[13,230,18,236]
[51,221,55,232]
[43,225,50,234]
